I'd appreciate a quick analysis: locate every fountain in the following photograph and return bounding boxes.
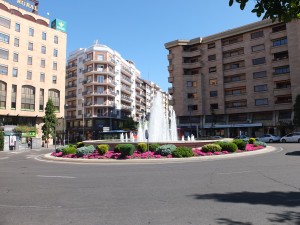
[137,92,178,142]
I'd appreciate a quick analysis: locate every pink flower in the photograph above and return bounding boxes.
[222,151,229,154]
[166,154,172,158]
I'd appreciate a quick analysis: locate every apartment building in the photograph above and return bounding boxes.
[165,19,300,138]
[0,0,67,139]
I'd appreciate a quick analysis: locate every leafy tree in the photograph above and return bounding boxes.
[42,99,57,147]
[122,117,137,130]
[229,0,300,22]
[293,94,300,128]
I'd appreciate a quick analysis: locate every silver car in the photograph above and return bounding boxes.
[280,132,300,143]
[257,134,281,143]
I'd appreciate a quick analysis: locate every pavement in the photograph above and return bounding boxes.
[41,146,278,164]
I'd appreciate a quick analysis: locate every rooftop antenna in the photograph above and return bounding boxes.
[94,40,99,45]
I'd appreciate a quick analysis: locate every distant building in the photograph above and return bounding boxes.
[65,42,168,141]
[0,0,67,139]
[165,19,300,138]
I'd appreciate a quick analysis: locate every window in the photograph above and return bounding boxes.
[52,75,57,84]
[97,54,104,61]
[41,45,46,54]
[226,100,247,108]
[278,110,292,120]
[275,80,291,89]
[253,71,267,79]
[225,87,246,95]
[27,56,32,65]
[15,23,20,32]
[252,57,266,65]
[224,61,245,70]
[209,67,217,73]
[208,42,215,49]
[223,48,244,58]
[0,81,7,109]
[53,49,58,57]
[210,103,218,110]
[210,91,218,97]
[0,16,10,28]
[251,30,264,39]
[42,32,46,40]
[11,84,17,109]
[29,27,34,36]
[0,32,9,44]
[273,51,288,61]
[21,85,35,110]
[187,93,197,99]
[27,71,32,80]
[40,73,45,82]
[49,89,60,111]
[255,98,268,106]
[252,44,265,52]
[0,48,9,59]
[53,62,57,70]
[276,95,292,104]
[188,105,198,111]
[229,113,247,122]
[41,59,45,68]
[12,67,18,77]
[0,64,8,75]
[39,89,44,111]
[28,42,33,51]
[208,54,216,61]
[272,24,286,33]
[274,66,290,75]
[273,37,288,46]
[187,81,197,87]
[254,84,268,92]
[209,79,217,85]
[13,52,18,62]
[14,38,19,47]
[54,35,58,44]
[222,35,243,46]
[224,74,246,83]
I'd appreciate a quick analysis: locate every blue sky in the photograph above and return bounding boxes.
[37,0,259,91]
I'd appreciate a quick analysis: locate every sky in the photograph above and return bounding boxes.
[34,0,260,92]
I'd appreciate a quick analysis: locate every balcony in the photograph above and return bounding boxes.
[65,105,76,109]
[83,79,93,84]
[168,65,174,71]
[66,73,77,79]
[94,101,115,107]
[65,83,77,89]
[83,57,93,64]
[168,87,174,94]
[182,49,202,57]
[121,67,132,76]
[121,87,133,94]
[66,63,77,69]
[121,76,133,85]
[182,61,203,69]
[121,96,132,103]
[121,105,132,111]
[65,93,77,99]
[167,53,173,60]
[168,76,174,83]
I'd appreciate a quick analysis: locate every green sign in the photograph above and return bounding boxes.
[21,132,36,137]
[51,19,67,33]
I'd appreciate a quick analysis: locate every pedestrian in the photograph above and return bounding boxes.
[27,140,31,149]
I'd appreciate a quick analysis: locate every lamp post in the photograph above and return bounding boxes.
[63,104,68,145]
[82,98,85,141]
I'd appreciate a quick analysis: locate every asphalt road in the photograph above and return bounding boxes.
[0,144,299,225]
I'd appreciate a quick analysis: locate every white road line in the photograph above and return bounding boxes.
[37,175,76,179]
[0,157,9,160]
[218,170,255,175]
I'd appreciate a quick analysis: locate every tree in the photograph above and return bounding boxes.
[229,0,300,22]
[293,94,300,128]
[122,117,137,131]
[0,131,4,151]
[42,99,57,147]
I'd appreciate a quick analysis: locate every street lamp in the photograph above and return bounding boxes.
[82,98,85,141]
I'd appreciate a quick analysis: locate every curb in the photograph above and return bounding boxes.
[41,146,278,164]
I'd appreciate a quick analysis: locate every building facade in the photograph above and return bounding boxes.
[165,19,300,138]
[65,42,169,141]
[0,0,67,140]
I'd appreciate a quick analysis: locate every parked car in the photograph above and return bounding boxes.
[280,132,300,143]
[257,134,281,143]
[234,135,249,142]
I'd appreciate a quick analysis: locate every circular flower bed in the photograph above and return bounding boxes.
[50,141,267,160]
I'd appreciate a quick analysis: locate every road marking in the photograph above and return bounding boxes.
[0,157,9,160]
[37,175,76,179]
[276,147,284,153]
[218,170,255,175]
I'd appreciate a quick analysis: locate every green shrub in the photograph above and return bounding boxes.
[215,141,238,152]
[149,143,160,152]
[114,144,135,157]
[0,131,3,151]
[56,145,71,153]
[62,146,76,155]
[253,141,267,147]
[232,139,247,150]
[249,138,256,144]
[96,144,109,155]
[201,144,222,153]
[76,145,95,157]
[137,142,147,153]
[156,144,177,156]
[172,146,194,158]
[76,142,84,148]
